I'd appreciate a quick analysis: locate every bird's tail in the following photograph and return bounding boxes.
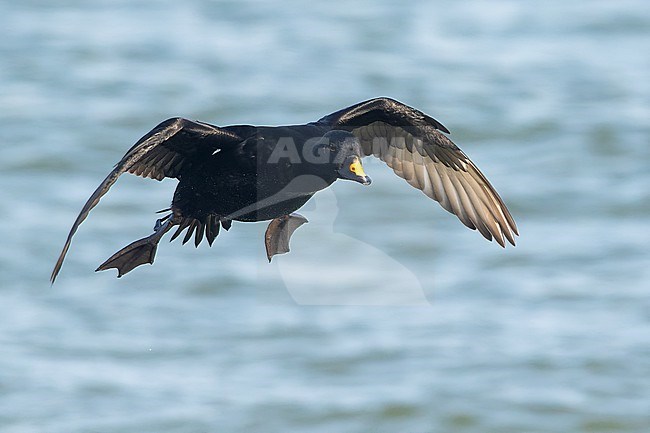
[168,213,229,247]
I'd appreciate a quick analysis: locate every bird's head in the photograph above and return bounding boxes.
[311,130,371,186]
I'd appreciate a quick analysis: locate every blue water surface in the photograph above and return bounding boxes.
[1,1,649,432]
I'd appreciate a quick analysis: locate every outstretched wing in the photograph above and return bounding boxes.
[318,97,518,247]
[51,117,245,283]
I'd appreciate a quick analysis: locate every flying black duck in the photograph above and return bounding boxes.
[51,97,518,282]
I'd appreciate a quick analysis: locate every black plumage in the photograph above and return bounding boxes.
[51,97,518,282]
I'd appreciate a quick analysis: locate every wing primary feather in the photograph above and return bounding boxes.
[448,172,479,230]
[400,135,417,186]
[470,187,502,242]
[439,166,471,228]
[457,175,495,241]
[410,143,429,193]
[388,137,404,177]
[463,175,507,246]
[151,151,176,177]
[140,163,156,180]
[426,162,452,213]
[463,159,518,237]
[466,165,515,245]
[162,153,181,174]
[371,123,385,158]
[50,168,123,283]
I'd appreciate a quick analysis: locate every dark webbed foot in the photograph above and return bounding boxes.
[264,213,308,262]
[96,217,173,277]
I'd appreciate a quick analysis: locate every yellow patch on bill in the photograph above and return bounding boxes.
[349,158,366,177]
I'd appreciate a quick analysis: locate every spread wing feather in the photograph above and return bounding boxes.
[318,97,518,246]
[51,118,243,283]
